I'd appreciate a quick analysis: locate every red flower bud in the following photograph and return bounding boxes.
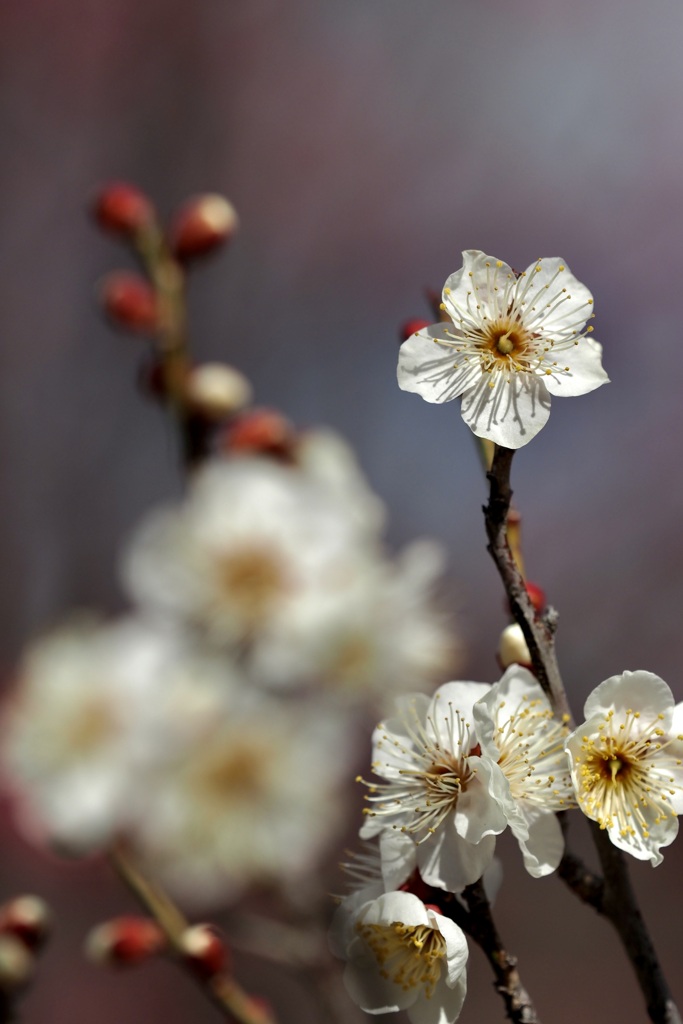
[169,194,239,261]
[525,581,546,614]
[221,408,296,459]
[179,923,227,978]
[399,318,432,342]
[0,896,51,951]
[92,182,156,237]
[85,916,165,966]
[100,272,159,335]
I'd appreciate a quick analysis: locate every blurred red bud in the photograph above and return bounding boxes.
[92,182,156,237]
[169,194,239,260]
[221,408,296,459]
[85,916,165,966]
[179,923,227,978]
[100,271,159,335]
[525,581,546,614]
[0,896,51,952]
[399,318,432,342]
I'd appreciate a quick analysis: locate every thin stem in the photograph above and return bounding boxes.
[444,882,541,1024]
[111,842,277,1024]
[482,443,681,1024]
[136,228,206,469]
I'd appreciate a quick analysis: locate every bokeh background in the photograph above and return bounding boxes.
[2,0,683,1021]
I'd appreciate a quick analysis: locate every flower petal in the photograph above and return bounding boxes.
[514,809,564,877]
[583,671,674,723]
[397,326,482,403]
[516,257,593,338]
[443,250,516,324]
[543,337,610,397]
[417,825,496,892]
[460,371,551,448]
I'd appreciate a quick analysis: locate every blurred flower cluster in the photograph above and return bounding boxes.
[1,423,459,909]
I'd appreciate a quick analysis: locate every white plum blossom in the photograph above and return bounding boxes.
[331,890,468,1024]
[472,666,575,877]
[256,540,457,700]
[1,618,233,852]
[565,671,683,866]
[122,456,375,651]
[397,250,609,448]
[123,453,457,697]
[132,688,355,906]
[359,682,509,892]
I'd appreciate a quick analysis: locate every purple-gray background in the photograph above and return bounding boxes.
[2,1,683,1021]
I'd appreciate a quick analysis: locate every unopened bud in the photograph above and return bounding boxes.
[497,623,532,670]
[399,318,432,342]
[100,272,159,335]
[85,916,165,966]
[0,935,33,990]
[0,896,51,951]
[185,363,252,420]
[170,194,239,260]
[221,408,296,459]
[92,182,156,237]
[179,924,227,978]
[525,582,546,614]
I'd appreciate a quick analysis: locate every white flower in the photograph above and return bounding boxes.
[359,683,509,892]
[331,890,468,1024]
[472,666,575,877]
[565,671,683,865]
[397,250,609,448]
[122,456,376,650]
[256,540,457,700]
[132,689,355,906]
[1,618,230,852]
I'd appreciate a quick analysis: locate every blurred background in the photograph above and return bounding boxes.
[2,0,683,1020]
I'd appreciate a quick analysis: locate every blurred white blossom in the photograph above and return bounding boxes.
[397,250,608,448]
[566,671,683,865]
[2,618,231,852]
[124,449,458,698]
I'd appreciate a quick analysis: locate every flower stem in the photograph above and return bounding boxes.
[482,444,681,1024]
[444,882,541,1024]
[110,842,277,1024]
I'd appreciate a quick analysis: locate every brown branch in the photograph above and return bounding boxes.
[444,882,541,1024]
[110,842,277,1024]
[482,443,681,1024]
[484,445,570,721]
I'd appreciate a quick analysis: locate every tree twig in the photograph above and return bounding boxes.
[110,842,278,1024]
[444,882,541,1024]
[482,443,681,1024]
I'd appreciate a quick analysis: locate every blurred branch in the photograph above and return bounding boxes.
[111,842,278,1024]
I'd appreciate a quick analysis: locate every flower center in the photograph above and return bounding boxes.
[358,704,474,842]
[357,920,446,998]
[216,547,287,621]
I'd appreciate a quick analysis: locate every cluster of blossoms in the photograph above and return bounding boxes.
[332,666,683,1023]
[1,428,458,908]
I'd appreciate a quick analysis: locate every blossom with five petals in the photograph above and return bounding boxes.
[565,671,683,865]
[397,250,608,448]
